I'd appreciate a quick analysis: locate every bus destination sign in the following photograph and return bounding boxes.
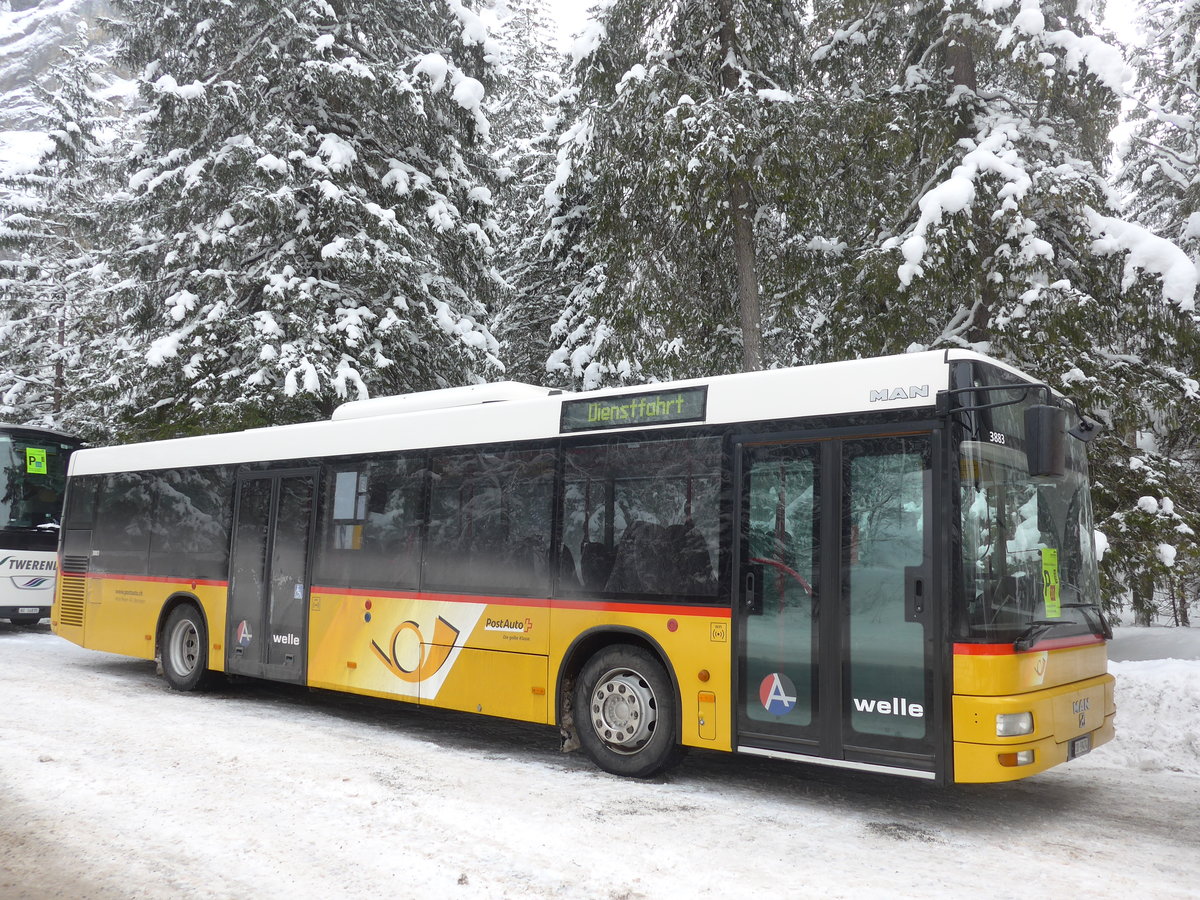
[560,386,707,433]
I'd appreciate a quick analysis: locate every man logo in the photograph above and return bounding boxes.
[869,385,930,403]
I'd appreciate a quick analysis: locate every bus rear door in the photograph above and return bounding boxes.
[226,469,318,683]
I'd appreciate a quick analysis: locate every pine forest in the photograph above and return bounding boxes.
[0,0,1197,625]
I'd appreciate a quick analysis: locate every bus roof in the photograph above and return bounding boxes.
[69,349,1030,476]
[0,424,83,443]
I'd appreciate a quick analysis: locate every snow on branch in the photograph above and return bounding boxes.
[151,74,206,101]
[1042,30,1134,94]
[896,122,1031,287]
[444,0,501,64]
[569,0,617,68]
[991,1,1134,94]
[1085,208,1199,311]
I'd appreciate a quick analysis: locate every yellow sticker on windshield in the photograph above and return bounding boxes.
[1042,548,1061,618]
[25,448,46,475]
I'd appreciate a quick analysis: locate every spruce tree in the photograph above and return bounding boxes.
[0,27,122,435]
[544,0,811,386]
[488,0,568,385]
[107,0,505,439]
[1114,0,1200,624]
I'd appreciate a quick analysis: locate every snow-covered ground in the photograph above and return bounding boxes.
[2,624,1198,899]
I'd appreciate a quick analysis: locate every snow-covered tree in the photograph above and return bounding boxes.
[107,0,506,438]
[1113,0,1200,623]
[1121,0,1199,269]
[487,0,567,385]
[799,1,1200,612]
[0,26,123,435]
[544,0,813,386]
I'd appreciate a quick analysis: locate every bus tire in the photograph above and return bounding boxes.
[574,644,680,778]
[161,605,213,692]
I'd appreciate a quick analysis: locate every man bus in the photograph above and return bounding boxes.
[53,350,1113,783]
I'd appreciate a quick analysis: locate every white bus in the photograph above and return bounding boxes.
[55,350,1114,783]
[0,425,82,625]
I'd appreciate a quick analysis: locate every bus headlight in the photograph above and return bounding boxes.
[996,712,1034,736]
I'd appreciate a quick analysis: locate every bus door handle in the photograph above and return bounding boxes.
[905,566,928,622]
[743,565,763,616]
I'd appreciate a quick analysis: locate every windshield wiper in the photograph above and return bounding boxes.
[1059,602,1113,640]
[1013,603,1111,652]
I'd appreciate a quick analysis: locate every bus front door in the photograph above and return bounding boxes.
[226,470,318,683]
[734,433,940,778]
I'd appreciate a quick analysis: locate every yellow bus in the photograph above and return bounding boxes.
[53,350,1114,783]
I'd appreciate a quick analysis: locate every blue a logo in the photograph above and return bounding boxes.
[759,672,798,716]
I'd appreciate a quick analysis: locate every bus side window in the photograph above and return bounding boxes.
[313,455,424,592]
[424,448,554,597]
[91,473,154,576]
[65,475,100,526]
[562,436,721,599]
[147,467,234,580]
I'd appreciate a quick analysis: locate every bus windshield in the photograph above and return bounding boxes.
[0,434,75,533]
[959,408,1102,646]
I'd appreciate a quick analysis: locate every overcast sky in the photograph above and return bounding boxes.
[546,0,592,50]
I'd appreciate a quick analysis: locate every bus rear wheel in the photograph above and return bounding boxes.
[574,645,680,778]
[161,605,213,692]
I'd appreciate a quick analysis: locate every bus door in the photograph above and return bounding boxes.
[226,469,318,683]
[733,432,941,777]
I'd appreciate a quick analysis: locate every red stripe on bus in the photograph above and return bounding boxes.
[85,572,229,588]
[75,574,730,619]
[954,635,1106,655]
[315,586,731,618]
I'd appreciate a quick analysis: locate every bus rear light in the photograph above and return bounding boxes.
[996,712,1034,736]
[998,750,1035,767]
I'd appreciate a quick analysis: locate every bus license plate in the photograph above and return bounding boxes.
[1069,735,1091,759]
[17,607,39,614]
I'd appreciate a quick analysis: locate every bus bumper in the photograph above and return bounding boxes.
[951,672,1116,783]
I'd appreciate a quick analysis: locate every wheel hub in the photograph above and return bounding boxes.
[169,620,199,676]
[590,669,657,754]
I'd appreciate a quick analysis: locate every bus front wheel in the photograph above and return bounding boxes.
[161,605,213,692]
[574,645,680,778]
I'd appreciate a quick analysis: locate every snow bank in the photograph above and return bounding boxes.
[1099,658,1200,776]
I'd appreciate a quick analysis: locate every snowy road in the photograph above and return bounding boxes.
[2,625,1199,899]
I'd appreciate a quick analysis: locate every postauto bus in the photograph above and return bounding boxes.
[53,350,1114,783]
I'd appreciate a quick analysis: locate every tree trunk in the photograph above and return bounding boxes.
[54,300,65,416]
[718,0,762,372]
[1132,573,1156,626]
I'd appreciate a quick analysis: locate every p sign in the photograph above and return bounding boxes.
[25,448,46,475]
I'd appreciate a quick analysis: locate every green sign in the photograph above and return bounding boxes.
[25,447,47,475]
[1042,548,1061,618]
[561,386,707,433]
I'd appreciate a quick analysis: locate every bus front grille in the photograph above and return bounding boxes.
[57,555,89,627]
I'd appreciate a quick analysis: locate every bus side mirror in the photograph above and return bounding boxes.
[1025,405,1067,476]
